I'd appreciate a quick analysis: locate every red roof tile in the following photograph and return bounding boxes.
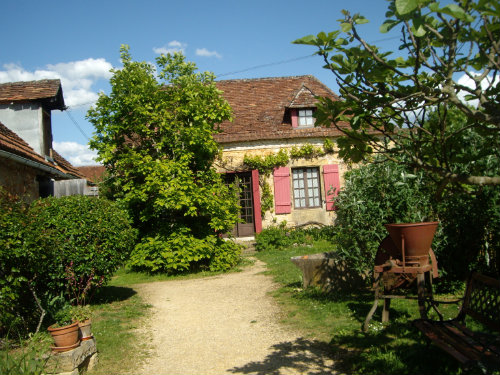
[52,150,86,179]
[214,75,348,143]
[0,121,83,179]
[77,165,107,183]
[0,79,65,110]
[0,121,55,167]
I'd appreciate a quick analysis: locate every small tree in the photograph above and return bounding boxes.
[294,0,499,188]
[88,46,241,273]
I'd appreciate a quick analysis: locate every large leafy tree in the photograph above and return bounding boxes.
[88,46,240,273]
[294,0,499,188]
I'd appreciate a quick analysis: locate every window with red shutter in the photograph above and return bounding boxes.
[323,164,340,211]
[273,167,291,214]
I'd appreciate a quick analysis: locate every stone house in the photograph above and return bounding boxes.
[214,75,349,237]
[0,79,87,200]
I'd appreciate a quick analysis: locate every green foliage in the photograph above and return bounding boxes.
[289,143,325,159]
[333,161,436,274]
[88,46,240,274]
[0,193,136,335]
[294,0,500,187]
[129,227,241,273]
[243,149,290,176]
[0,189,30,334]
[69,305,92,322]
[0,334,51,375]
[23,196,137,304]
[255,223,336,252]
[259,182,274,216]
[52,304,73,327]
[436,176,500,280]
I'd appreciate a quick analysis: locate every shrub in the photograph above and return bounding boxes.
[128,226,241,273]
[0,194,136,335]
[333,161,436,274]
[23,196,137,306]
[255,224,293,251]
[0,189,32,335]
[436,186,500,281]
[255,223,336,251]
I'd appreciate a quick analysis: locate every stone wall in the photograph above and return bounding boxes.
[0,157,39,200]
[219,137,348,228]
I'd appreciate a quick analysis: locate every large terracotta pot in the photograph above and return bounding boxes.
[384,222,439,265]
[48,321,80,349]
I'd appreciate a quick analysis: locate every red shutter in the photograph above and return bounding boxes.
[323,164,340,211]
[273,167,291,214]
[251,169,262,233]
[291,109,298,128]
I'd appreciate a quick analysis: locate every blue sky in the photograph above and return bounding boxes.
[1,0,401,165]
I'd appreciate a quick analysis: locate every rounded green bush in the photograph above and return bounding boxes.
[23,195,137,303]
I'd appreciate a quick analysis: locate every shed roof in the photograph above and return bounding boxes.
[0,79,65,110]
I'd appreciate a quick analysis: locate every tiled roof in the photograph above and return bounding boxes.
[213,75,348,144]
[52,150,86,179]
[0,121,53,167]
[0,79,65,110]
[0,121,84,179]
[77,165,107,183]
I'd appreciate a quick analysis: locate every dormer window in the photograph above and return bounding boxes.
[290,108,315,129]
[298,109,314,127]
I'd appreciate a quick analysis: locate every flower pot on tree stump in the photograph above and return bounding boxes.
[48,322,80,352]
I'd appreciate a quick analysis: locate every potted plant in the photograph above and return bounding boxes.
[70,305,93,340]
[47,305,80,351]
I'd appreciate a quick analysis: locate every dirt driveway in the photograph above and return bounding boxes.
[134,258,335,375]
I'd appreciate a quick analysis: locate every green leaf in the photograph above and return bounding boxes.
[395,0,418,15]
[292,35,317,45]
[355,16,369,25]
[341,22,352,32]
[440,4,474,22]
[380,19,399,33]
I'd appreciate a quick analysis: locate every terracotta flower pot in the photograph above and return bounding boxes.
[384,221,439,265]
[48,321,80,349]
[78,319,92,340]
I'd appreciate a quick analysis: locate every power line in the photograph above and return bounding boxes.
[65,110,90,140]
[216,35,401,78]
[217,55,315,78]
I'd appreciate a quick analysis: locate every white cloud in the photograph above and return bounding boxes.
[195,48,222,59]
[457,72,499,107]
[53,141,99,166]
[153,40,187,55]
[0,58,113,108]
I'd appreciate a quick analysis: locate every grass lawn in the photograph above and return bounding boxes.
[255,240,471,375]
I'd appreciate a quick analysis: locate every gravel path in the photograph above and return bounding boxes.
[134,257,335,375]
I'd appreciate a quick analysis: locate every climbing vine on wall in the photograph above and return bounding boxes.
[241,140,336,217]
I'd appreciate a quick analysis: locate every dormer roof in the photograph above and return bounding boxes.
[288,84,317,108]
[0,79,65,110]
[213,75,348,144]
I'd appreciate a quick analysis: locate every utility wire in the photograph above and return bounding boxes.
[65,110,90,140]
[217,55,315,78]
[216,35,401,78]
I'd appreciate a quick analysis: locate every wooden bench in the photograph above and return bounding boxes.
[413,272,500,372]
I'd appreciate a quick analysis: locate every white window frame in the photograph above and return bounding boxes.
[298,109,315,128]
[292,167,322,209]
